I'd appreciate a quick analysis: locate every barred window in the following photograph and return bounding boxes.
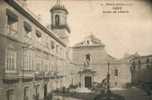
[5,47,17,73]
[23,50,33,71]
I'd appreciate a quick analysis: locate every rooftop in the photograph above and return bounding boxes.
[6,0,66,47]
[50,2,68,14]
[73,34,105,48]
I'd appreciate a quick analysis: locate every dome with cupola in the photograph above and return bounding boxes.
[50,2,68,14]
[49,0,70,45]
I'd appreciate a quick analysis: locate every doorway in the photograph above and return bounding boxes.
[85,76,92,88]
[44,84,47,100]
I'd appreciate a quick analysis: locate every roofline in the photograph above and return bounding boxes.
[5,0,66,47]
[139,54,152,58]
[72,45,105,48]
[50,7,69,14]
[51,24,71,33]
[131,54,152,60]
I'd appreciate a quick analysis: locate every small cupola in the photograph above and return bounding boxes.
[49,0,71,45]
[50,0,70,33]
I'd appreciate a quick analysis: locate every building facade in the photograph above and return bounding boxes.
[130,55,152,89]
[0,0,71,100]
[71,35,132,88]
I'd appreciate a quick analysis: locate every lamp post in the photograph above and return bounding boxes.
[107,62,110,92]
[71,72,74,86]
[106,62,111,99]
[94,62,125,100]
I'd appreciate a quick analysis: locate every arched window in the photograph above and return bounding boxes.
[55,15,60,26]
[5,45,17,72]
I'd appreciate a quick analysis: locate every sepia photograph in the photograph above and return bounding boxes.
[0,0,152,100]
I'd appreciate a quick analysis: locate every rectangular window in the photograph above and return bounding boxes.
[6,9,18,34]
[6,89,14,100]
[5,49,17,73]
[23,50,32,71]
[114,69,118,76]
[51,41,55,50]
[35,57,41,72]
[56,45,59,54]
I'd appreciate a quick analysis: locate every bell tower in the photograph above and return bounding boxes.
[50,0,70,45]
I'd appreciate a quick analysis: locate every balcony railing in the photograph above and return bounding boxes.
[34,71,45,80]
[21,69,34,77]
[4,69,64,83]
[3,70,19,84]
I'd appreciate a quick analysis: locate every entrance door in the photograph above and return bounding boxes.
[44,84,47,100]
[85,76,92,88]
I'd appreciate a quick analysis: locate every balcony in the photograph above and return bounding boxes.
[20,69,34,82]
[49,72,64,80]
[33,71,64,81]
[34,71,45,81]
[3,70,19,84]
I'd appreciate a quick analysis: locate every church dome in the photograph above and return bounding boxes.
[50,4,68,14]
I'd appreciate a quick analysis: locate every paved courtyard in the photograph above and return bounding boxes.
[53,87,152,100]
[113,87,151,100]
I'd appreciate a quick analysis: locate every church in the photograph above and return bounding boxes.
[71,34,132,88]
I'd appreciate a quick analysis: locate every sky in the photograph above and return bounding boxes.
[26,0,152,58]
